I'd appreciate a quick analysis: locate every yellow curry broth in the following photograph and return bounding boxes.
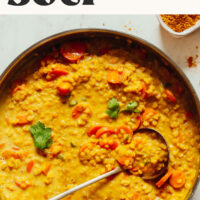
[0,39,199,200]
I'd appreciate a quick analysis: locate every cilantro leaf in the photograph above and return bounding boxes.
[107,98,119,110]
[106,98,120,119]
[121,101,139,113]
[30,122,52,150]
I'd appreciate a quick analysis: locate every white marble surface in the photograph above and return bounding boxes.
[0,15,200,199]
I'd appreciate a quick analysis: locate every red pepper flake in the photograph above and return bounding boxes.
[187,55,198,67]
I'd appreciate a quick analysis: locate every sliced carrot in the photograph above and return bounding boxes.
[99,137,118,150]
[117,126,133,144]
[72,104,86,119]
[14,115,31,126]
[95,127,116,138]
[87,125,103,137]
[2,150,20,159]
[156,170,172,188]
[57,82,71,96]
[165,89,176,103]
[169,170,186,189]
[14,177,30,190]
[132,116,141,131]
[60,41,86,62]
[117,156,134,167]
[49,66,68,77]
[142,108,157,121]
[107,70,123,84]
[27,161,34,173]
[42,163,51,176]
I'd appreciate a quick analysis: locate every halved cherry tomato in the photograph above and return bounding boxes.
[117,126,133,144]
[107,70,123,84]
[57,82,71,96]
[99,138,118,150]
[27,161,34,173]
[165,89,176,103]
[142,108,157,121]
[156,170,172,188]
[60,41,86,62]
[72,104,86,119]
[87,125,103,137]
[95,127,116,138]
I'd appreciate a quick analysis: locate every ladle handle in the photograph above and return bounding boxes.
[49,167,122,200]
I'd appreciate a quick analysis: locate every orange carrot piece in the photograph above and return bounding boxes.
[50,66,68,76]
[95,127,116,138]
[2,150,20,159]
[15,115,31,126]
[87,125,103,137]
[42,163,51,176]
[14,177,30,190]
[72,105,86,119]
[165,89,177,103]
[57,82,71,96]
[27,161,34,173]
[107,70,123,84]
[156,170,172,188]
[169,170,186,189]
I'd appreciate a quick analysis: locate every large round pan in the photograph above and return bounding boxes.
[0,29,199,200]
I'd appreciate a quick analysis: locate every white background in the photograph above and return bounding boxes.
[0,15,200,199]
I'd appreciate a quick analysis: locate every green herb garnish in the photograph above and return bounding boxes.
[133,109,142,113]
[70,142,76,148]
[68,100,78,107]
[121,101,139,113]
[30,122,52,150]
[106,98,120,119]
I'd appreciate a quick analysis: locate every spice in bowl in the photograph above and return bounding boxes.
[161,15,200,32]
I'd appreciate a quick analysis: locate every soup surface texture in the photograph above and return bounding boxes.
[0,39,199,200]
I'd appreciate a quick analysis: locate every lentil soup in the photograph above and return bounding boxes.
[0,38,199,200]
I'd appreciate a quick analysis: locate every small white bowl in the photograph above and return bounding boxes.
[157,15,200,38]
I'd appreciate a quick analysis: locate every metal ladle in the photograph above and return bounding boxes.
[49,128,169,200]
